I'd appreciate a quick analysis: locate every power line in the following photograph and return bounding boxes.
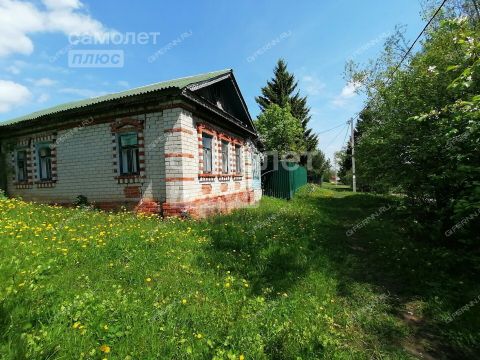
[316,121,348,135]
[347,0,449,130]
[323,122,349,151]
[337,0,449,190]
[341,120,351,149]
[391,0,448,78]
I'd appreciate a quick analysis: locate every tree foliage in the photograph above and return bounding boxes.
[255,104,305,156]
[256,59,318,150]
[347,5,480,244]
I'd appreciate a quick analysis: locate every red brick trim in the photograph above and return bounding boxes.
[124,185,141,199]
[111,118,146,180]
[110,118,144,132]
[165,177,195,182]
[162,190,255,218]
[165,153,194,158]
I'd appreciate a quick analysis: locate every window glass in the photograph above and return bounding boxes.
[253,153,261,180]
[202,134,213,173]
[38,145,52,181]
[119,133,139,175]
[16,150,27,182]
[221,141,229,174]
[235,145,242,173]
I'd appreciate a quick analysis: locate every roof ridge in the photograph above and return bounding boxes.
[122,68,232,93]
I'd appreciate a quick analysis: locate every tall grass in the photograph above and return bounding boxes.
[0,186,478,359]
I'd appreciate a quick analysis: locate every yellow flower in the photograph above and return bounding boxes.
[146,277,152,282]
[181,299,187,304]
[99,344,111,353]
[240,355,245,360]
[72,321,81,329]
[196,333,203,339]
[224,282,231,288]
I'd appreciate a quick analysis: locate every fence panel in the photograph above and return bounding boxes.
[262,161,307,200]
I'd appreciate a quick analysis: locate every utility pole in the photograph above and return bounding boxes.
[333,154,338,185]
[350,119,357,193]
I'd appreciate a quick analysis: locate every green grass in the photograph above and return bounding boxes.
[0,185,479,359]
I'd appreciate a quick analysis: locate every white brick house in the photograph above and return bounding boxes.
[0,70,263,217]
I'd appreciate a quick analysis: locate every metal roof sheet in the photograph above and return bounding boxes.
[0,69,232,127]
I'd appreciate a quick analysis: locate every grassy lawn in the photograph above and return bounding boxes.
[0,186,478,359]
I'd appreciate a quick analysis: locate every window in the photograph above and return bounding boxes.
[16,149,28,182]
[37,144,52,181]
[119,133,139,175]
[202,134,213,173]
[253,153,261,180]
[235,145,242,173]
[221,141,229,174]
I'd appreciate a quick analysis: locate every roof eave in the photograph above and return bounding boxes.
[181,89,257,137]
[0,88,181,137]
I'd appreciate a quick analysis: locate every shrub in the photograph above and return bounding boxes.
[73,195,89,207]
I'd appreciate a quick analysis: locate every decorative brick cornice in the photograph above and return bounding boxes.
[110,118,144,132]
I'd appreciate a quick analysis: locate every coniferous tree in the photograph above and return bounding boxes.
[256,59,318,151]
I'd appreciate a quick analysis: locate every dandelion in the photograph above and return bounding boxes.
[182,299,187,304]
[99,344,111,353]
[225,282,231,288]
[146,277,152,283]
[240,355,245,360]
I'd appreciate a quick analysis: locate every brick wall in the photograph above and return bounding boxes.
[6,111,165,211]
[161,109,262,217]
[5,103,262,217]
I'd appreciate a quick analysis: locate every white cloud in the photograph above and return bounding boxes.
[6,65,21,74]
[43,0,82,10]
[0,0,112,57]
[0,80,32,112]
[27,77,57,87]
[302,75,326,96]
[332,81,361,107]
[37,93,50,103]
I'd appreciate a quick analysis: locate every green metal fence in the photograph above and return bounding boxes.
[262,161,308,200]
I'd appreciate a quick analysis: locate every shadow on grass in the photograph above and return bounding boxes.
[198,188,480,358]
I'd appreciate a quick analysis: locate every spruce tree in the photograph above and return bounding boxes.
[256,59,318,151]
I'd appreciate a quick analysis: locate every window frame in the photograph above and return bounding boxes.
[15,148,28,182]
[202,133,213,174]
[118,132,140,176]
[221,140,229,174]
[235,145,242,174]
[37,143,53,181]
[252,153,261,181]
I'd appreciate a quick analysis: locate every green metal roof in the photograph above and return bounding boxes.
[0,69,232,127]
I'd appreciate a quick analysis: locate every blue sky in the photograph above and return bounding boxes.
[0,0,425,163]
